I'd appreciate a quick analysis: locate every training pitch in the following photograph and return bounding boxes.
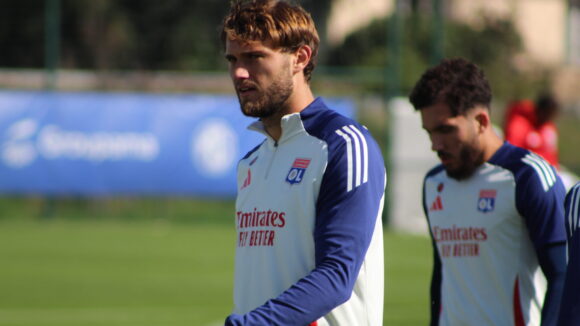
[0,217,430,325]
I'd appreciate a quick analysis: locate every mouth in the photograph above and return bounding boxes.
[438,152,453,165]
[237,83,258,97]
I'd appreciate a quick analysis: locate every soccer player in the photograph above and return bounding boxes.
[220,1,386,325]
[408,58,567,326]
[558,182,580,325]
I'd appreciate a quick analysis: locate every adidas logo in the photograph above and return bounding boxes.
[241,169,251,189]
[430,196,443,211]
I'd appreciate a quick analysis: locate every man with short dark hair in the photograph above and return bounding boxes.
[221,1,386,325]
[409,58,566,326]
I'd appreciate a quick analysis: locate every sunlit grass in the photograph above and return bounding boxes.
[0,215,430,325]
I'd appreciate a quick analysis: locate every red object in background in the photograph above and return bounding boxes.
[504,100,559,168]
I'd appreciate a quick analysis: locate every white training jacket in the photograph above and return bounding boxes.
[226,97,386,326]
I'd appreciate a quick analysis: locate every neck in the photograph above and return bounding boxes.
[481,128,504,162]
[262,80,314,142]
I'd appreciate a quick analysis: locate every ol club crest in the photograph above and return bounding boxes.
[286,158,311,185]
[477,189,497,213]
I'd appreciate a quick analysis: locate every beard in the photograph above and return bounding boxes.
[236,71,293,119]
[441,141,485,181]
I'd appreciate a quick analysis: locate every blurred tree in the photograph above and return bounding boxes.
[0,0,230,71]
[1,0,546,100]
[299,0,333,62]
[444,16,547,101]
[60,0,228,71]
[60,1,130,69]
[0,0,333,72]
[0,0,45,67]
[326,12,549,101]
[115,0,227,70]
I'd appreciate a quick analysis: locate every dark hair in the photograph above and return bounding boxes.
[221,0,319,81]
[535,93,558,111]
[409,58,492,116]
[535,93,559,124]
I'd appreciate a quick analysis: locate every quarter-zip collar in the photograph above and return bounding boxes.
[247,97,326,148]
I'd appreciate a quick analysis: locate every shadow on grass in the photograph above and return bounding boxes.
[0,196,235,225]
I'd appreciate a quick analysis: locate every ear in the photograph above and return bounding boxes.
[292,45,312,75]
[473,108,491,133]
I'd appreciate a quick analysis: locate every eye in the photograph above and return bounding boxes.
[435,125,457,135]
[225,55,236,63]
[248,53,264,60]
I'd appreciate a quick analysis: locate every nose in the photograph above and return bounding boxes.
[430,135,444,152]
[232,65,250,80]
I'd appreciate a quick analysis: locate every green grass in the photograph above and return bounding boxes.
[0,216,431,325]
[384,232,431,325]
[0,219,236,326]
[558,111,580,175]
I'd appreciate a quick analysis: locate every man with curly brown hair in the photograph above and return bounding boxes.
[409,58,566,326]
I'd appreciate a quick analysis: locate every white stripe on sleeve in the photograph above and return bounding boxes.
[336,125,370,192]
[335,129,353,192]
[342,125,362,188]
[530,153,556,185]
[522,154,556,191]
[348,125,369,184]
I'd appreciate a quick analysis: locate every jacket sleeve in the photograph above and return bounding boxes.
[515,155,566,248]
[558,183,580,326]
[514,155,567,326]
[225,126,386,325]
[536,243,566,326]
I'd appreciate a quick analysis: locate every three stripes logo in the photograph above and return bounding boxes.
[430,196,443,211]
[521,153,556,192]
[430,182,444,212]
[241,168,251,189]
[241,155,258,190]
[335,125,369,192]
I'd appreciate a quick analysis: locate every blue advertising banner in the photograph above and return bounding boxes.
[0,90,354,196]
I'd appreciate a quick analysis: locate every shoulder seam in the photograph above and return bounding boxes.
[425,165,445,178]
[240,140,264,161]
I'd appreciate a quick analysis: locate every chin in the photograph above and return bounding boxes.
[445,167,476,181]
[241,106,277,119]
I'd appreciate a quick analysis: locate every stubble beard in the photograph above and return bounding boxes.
[238,73,294,119]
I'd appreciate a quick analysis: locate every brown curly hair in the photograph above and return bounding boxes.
[221,0,319,81]
[409,58,492,116]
